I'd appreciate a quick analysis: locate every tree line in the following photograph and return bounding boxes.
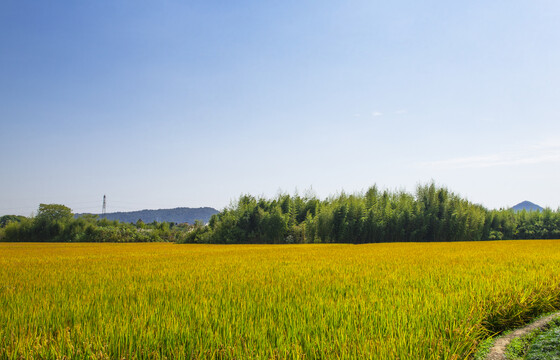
[0,204,191,243]
[2,184,560,243]
[182,183,560,244]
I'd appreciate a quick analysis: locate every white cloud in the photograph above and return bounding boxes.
[372,111,383,117]
[418,142,560,169]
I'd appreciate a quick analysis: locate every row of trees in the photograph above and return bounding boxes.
[0,204,192,243]
[182,184,560,244]
[2,185,560,244]
[487,207,560,240]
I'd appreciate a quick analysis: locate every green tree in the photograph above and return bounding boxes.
[36,204,73,223]
[0,215,27,227]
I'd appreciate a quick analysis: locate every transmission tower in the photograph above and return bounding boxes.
[102,195,106,218]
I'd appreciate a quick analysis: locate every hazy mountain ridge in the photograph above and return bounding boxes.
[77,207,219,224]
[511,201,544,212]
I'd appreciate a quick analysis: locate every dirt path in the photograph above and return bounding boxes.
[485,311,560,360]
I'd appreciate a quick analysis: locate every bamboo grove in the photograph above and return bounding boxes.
[185,183,560,244]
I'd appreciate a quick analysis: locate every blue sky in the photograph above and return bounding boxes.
[1,1,560,216]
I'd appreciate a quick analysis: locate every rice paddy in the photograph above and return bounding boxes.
[1,240,560,359]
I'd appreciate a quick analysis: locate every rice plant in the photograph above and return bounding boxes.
[1,240,559,359]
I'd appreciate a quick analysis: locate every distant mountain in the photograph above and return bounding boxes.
[511,201,543,212]
[77,207,219,224]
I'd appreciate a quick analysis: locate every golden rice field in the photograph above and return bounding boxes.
[1,241,560,360]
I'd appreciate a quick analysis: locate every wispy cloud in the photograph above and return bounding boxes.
[418,141,560,169]
[372,111,383,117]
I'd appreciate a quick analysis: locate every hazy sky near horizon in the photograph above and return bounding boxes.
[2,1,560,216]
